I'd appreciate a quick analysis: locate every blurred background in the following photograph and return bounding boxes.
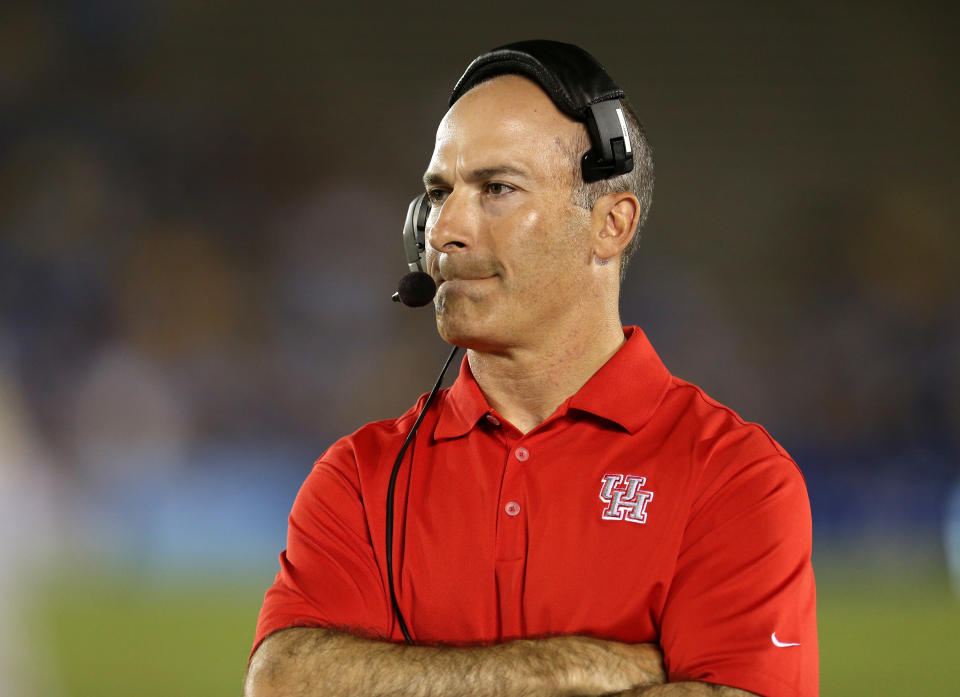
[1,0,957,694]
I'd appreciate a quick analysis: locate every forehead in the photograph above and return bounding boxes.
[429,75,582,175]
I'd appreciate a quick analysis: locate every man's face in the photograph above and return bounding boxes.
[423,75,592,352]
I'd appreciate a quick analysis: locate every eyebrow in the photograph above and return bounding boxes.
[423,165,531,188]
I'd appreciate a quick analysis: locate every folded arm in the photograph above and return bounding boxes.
[618,684,759,696]
[244,626,666,697]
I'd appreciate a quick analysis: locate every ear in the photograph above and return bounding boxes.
[590,192,641,264]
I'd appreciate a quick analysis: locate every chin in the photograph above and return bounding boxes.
[435,311,504,352]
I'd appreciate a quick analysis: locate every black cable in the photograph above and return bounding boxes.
[385,344,461,645]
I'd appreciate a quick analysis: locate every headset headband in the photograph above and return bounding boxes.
[449,40,634,182]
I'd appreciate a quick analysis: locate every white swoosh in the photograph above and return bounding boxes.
[771,632,801,648]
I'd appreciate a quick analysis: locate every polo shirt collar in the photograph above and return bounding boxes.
[433,326,672,440]
[567,326,672,433]
[434,355,491,441]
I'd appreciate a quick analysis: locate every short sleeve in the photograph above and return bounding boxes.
[660,443,818,697]
[251,449,391,656]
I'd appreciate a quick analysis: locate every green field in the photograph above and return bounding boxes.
[27,569,960,696]
[29,572,265,697]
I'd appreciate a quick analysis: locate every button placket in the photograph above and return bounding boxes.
[502,445,529,520]
[496,439,528,561]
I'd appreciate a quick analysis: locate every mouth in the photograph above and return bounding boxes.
[440,275,495,284]
[433,257,501,292]
[436,275,498,293]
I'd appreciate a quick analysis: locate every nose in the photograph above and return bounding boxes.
[426,189,475,257]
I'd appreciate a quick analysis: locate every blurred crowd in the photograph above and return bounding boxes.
[1,2,958,568]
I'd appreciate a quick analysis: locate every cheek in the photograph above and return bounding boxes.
[491,210,543,278]
[512,210,546,247]
[501,211,582,290]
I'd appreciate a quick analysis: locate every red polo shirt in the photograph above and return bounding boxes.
[254,327,818,697]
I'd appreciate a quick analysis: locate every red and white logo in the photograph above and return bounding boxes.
[599,474,654,524]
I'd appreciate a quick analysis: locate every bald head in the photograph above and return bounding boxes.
[429,75,587,194]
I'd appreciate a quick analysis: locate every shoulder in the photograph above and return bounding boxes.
[667,375,791,454]
[312,389,440,481]
[660,375,807,506]
[650,378,815,560]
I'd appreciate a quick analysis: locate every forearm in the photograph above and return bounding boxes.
[618,682,759,696]
[244,627,665,697]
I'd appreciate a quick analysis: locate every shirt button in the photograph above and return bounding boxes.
[504,501,521,516]
[485,414,500,427]
[514,446,529,462]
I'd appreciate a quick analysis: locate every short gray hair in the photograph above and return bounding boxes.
[567,100,654,281]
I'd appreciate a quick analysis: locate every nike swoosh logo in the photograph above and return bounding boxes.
[771,632,801,648]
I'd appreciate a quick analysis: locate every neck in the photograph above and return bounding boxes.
[467,316,626,434]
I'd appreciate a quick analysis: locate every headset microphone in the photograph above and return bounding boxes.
[391,192,435,307]
[392,271,436,306]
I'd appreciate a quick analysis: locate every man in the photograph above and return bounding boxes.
[245,41,817,697]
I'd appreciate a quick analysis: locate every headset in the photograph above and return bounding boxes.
[388,40,634,644]
[397,39,634,279]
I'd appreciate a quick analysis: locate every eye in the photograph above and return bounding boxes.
[425,189,448,206]
[485,183,514,197]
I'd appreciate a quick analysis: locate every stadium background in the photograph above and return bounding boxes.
[1,1,957,694]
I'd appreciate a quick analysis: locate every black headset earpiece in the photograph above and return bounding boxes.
[581,99,633,182]
[450,40,634,183]
[402,192,430,273]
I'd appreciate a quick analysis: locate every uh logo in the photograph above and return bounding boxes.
[598,474,654,524]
